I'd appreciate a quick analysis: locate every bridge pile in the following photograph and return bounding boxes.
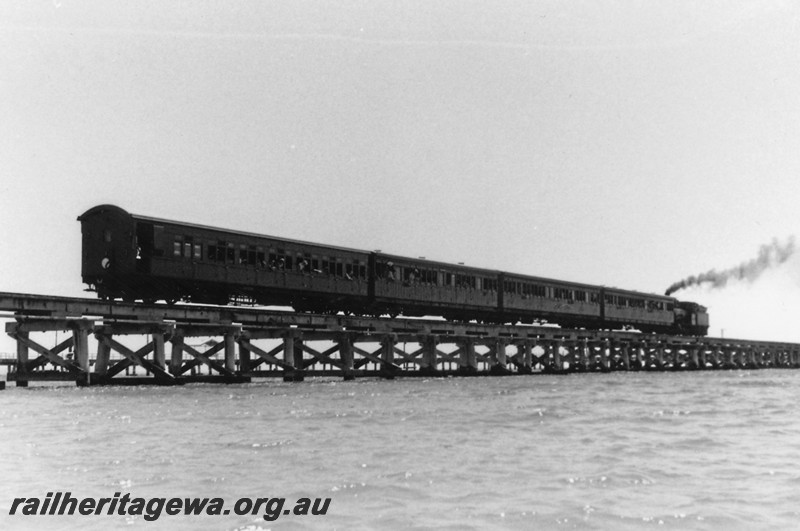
[1,292,798,387]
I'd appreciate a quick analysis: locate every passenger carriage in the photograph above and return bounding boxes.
[600,287,676,333]
[79,205,371,309]
[499,272,603,326]
[370,253,499,320]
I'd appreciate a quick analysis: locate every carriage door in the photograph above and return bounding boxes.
[136,222,154,273]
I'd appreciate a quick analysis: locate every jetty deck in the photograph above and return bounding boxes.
[1,292,797,387]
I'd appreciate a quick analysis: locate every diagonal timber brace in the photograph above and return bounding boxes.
[300,343,345,371]
[238,340,294,372]
[8,332,84,375]
[103,343,155,378]
[177,341,236,377]
[95,335,176,383]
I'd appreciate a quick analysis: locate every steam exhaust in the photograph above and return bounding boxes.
[665,236,796,296]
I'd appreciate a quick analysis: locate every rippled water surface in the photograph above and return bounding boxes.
[2,371,800,530]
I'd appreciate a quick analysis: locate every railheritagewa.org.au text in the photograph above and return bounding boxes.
[8,492,331,522]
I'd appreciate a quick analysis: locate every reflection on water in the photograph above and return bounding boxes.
[2,371,800,530]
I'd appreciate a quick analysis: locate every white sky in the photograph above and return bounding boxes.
[1,1,799,342]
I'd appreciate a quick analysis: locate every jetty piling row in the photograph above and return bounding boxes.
[1,292,798,387]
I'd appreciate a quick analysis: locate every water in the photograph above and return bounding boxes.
[2,371,800,530]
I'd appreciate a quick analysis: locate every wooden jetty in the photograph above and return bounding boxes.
[1,292,798,387]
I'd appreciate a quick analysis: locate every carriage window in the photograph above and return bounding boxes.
[210,245,218,261]
[455,274,476,289]
[556,288,574,300]
[173,236,183,257]
[295,254,306,272]
[193,244,201,260]
[405,267,421,283]
[346,261,360,279]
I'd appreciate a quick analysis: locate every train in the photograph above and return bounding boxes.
[78,205,710,335]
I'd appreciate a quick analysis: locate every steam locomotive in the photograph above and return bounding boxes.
[78,205,709,335]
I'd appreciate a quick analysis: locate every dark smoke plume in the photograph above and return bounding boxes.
[665,236,796,296]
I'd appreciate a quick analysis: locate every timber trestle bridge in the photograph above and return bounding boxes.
[1,291,798,388]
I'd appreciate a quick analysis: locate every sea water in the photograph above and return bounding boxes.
[1,371,799,530]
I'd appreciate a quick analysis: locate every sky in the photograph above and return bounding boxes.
[1,1,799,342]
